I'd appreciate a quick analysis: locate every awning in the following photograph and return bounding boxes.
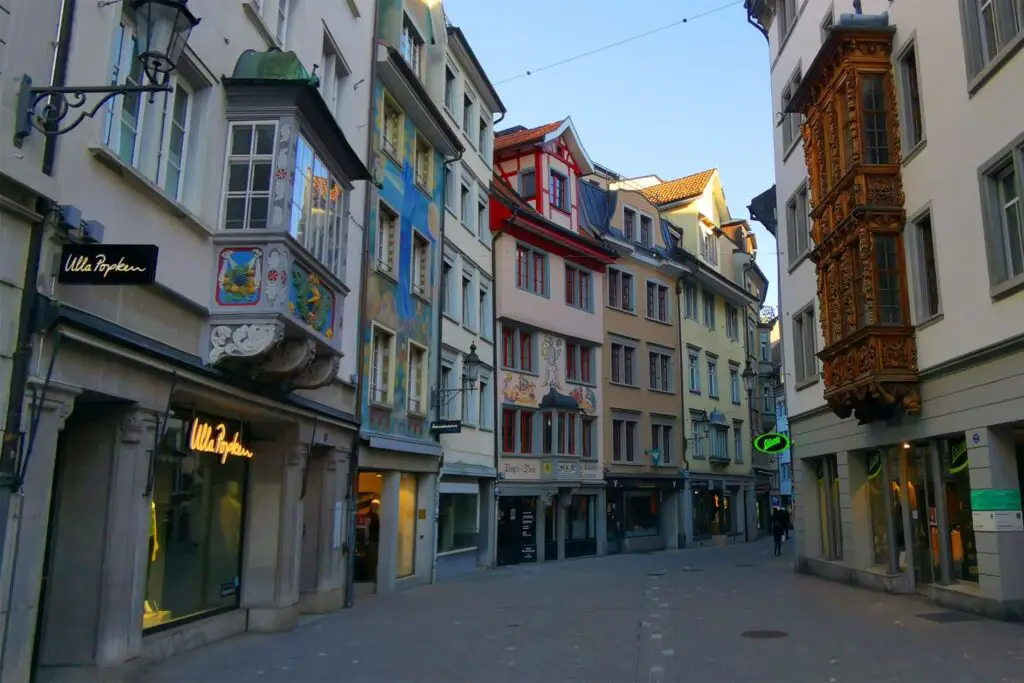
[366,434,442,457]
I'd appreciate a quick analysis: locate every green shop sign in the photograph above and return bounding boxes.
[971,489,1022,512]
[754,433,790,454]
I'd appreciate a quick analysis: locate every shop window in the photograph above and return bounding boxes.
[565,495,597,558]
[397,473,418,578]
[942,438,978,582]
[354,472,384,583]
[145,411,250,631]
[624,490,659,538]
[437,492,478,554]
[814,454,844,560]
[866,449,894,567]
[692,488,730,538]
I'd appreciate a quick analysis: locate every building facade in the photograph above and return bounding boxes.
[746,0,1024,618]
[0,0,377,681]
[624,170,761,544]
[577,172,691,554]
[433,13,505,580]
[490,119,616,565]
[355,0,463,594]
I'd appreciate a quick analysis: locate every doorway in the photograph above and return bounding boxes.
[496,497,536,566]
[354,471,383,585]
[906,447,939,589]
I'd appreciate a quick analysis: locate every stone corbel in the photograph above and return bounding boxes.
[289,354,341,390]
[287,444,309,469]
[259,339,316,378]
[119,409,159,445]
[209,322,285,366]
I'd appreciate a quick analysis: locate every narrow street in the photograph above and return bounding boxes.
[139,540,1024,683]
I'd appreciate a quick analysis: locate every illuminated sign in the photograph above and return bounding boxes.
[58,244,158,285]
[949,440,968,474]
[753,432,791,454]
[867,451,883,480]
[189,418,254,463]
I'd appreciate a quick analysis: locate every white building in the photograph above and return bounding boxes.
[0,0,375,680]
[746,0,1024,617]
[435,13,506,579]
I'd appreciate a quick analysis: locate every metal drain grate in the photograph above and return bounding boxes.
[741,630,789,639]
[916,611,983,623]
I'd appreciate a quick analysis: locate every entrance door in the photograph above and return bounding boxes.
[907,449,937,588]
[606,493,622,555]
[496,497,536,566]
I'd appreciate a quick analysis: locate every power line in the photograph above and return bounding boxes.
[495,1,745,85]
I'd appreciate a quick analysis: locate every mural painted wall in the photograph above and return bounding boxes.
[361,79,444,441]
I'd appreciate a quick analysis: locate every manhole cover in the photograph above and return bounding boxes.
[647,570,667,576]
[916,612,983,623]
[680,568,704,572]
[741,630,789,639]
[735,563,756,568]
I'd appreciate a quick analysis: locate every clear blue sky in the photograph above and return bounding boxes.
[443,0,779,307]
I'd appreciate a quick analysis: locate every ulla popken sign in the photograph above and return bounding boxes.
[189,418,254,463]
[58,244,159,285]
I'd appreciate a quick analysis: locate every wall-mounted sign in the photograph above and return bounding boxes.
[867,451,883,480]
[58,244,158,285]
[754,432,791,454]
[430,419,462,435]
[189,418,254,463]
[948,440,968,474]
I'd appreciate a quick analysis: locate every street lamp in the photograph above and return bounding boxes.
[14,0,201,147]
[433,342,481,407]
[741,359,757,400]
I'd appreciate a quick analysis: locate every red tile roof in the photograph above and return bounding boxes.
[494,120,564,152]
[639,168,717,205]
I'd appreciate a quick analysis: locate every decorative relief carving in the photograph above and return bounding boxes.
[290,355,342,390]
[259,338,316,376]
[120,410,155,444]
[209,323,284,365]
[866,175,901,206]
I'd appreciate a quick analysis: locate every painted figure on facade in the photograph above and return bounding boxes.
[502,373,537,406]
[216,248,262,305]
[541,335,563,389]
[569,385,597,413]
[288,263,335,338]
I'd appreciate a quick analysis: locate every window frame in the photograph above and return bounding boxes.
[609,339,638,387]
[443,62,458,114]
[979,133,1024,298]
[648,348,673,393]
[687,348,701,394]
[514,243,549,297]
[707,356,719,398]
[369,323,397,405]
[565,265,594,312]
[461,265,477,332]
[607,267,635,313]
[702,290,716,329]
[550,170,570,213]
[478,370,493,430]
[786,182,812,267]
[895,36,927,157]
[380,91,404,162]
[958,0,1024,92]
[478,278,493,340]
[732,421,744,464]
[413,132,433,192]
[729,362,741,405]
[645,279,671,323]
[611,414,639,463]
[501,407,537,454]
[399,12,425,78]
[519,169,537,200]
[410,229,430,300]
[501,324,537,374]
[906,204,943,323]
[406,340,428,415]
[651,422,673,465]
[792,302,819,388]
[374,198,399,277]
[779,65,803,158]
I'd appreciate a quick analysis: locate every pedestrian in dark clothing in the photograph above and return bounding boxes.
[771,507,786,556]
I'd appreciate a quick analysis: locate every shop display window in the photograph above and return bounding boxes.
[624,490,659,537]
[437,492,478,553]
[397,473,418,578]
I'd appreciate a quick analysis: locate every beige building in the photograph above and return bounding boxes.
[578,169,692,553]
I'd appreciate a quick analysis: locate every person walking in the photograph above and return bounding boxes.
[771,506,786,556]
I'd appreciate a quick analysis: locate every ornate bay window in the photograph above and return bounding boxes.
[207,48,370,389]
[788,17,920,423]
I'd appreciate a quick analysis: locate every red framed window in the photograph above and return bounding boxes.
[566,413,576,455]
[580,347,591,383]
[565,267,576,306]
[579,271,590,309]
[581,417,594,458]
[520,411,533,453]
[533,253,545,294]
[502,409,516,452]
[502,327,515,367]
[515,246,529,288]
[520,331,533,372]
[566,343,578,380]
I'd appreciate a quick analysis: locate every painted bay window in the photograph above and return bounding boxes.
[223,123,276,231]
[860,74,890,165]
[875,234,905,324]
[565,266,592,310]
[289,134,349,277]
[542,411,577,455]
[501,407,536,453]
[501,325,535,373]
[515,244,547,296]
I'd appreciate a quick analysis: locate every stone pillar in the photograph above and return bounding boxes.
[793,457,822,562]
[681,479,692,549]
[477,480,495,569]
[965,427,1024,603]
[414,472,436,584]
[535,496,547,562]
[374,470,400,593]
[660,489,679,550]
[839,451,873,570]
[928,442,953,585]
[744,485,756,542]
[556,492,568,560]
[595,489,608,555]
[240,442,304,631]
[299,448,349,613]
[0,384,78,683]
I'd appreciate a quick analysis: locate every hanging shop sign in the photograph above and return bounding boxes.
[58,244,159,285]
[754,432,791,455]
[867,451,883,480]
[189,418,254,463]
[429,419,462,435]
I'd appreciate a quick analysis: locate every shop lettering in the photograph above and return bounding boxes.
[754,432,791,454]
[65,253,148,279]
[504,463,537,474]
[189,419,254,463]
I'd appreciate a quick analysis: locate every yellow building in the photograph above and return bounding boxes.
[630,169,762,544]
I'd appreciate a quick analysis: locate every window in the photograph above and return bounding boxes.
[320,34,350,121]
[607,268,634,312]
[566,343,593,384]
[860,74,890,165]
[519,170,536,199]
[897,42,925,150]
[699,228,718,265]
[730,365,741,404]
[610,342,636,386]
[786,184,811,264]
[515,245,547,296]
[688,350,701,393]
[985,157,1024,285]
[792,304,818,384]
[275,0,290,45]
[289,135,349,276]
[414,134,432,190]
[690,417,707,458]
[407,343,427,414]
[550,171,569,212]
[648,350,672,392]
[437,493,478,554]
[501,408,535,453]
[763,386,775,413]
[612,418,638,462]
[733,423,744,464]
[581,417,595,458]
[646,281,669,322]
[462,92,474,134]
[541,410,576,455]
[725,304,740,340]
[462,370,477,425]
[651,424,673,465]
[462,269,475,329]
[375,201,398,275]
[440,362,455,419]
[441,254,454,316]
[399,14,424,77]
[460,183,472,227]
[683,282,698,319]
[820,7,834,41]
[444,65,457,113]
[702,291,715,328]
[381,94,402,159]
[566,266,592,310]
[623,207,636,241]
[478,117,488,156]
[707,358,719,398]
[777,0,797,40]
[478,279,493,339]
[710,426,729,460]
[760,331,771,361]
[478,372,493,429]
[477,197,488,240]
[444,165,457,212]
[875,235,904,324]
[411,232,429,297]
[639,214,653,247]
[501,326,535,373]
[370,326,394,404]
[779,67,802,152]
[222,123,275,231]
[961,0,1023,79]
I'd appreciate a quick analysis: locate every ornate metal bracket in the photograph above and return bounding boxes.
[431,382,476,409]
[13,74,171,148]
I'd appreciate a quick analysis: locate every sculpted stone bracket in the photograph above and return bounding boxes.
[208,323,340,391]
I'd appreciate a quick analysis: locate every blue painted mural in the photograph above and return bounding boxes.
[362,78,444,443]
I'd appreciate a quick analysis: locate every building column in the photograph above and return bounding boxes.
[839,450,873,570]
[595,489,608,555]
[744,485,756,542]
[965,427,1024,604]
[793,457,822,563]
[0,384,78,683]
[299,448,350,613]
[240,442,304,631]
[536,495,547,562]
[374,470,400,594]
[477,480,496,569]
[556,492,568,560]
[660,489,679,550]
[414,472,436,584]
[681,479,692,548]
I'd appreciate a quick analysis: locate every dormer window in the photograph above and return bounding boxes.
[550,171,569,213]
[623,207,636,241]
[699,227,718,265]
[639,214,653,247]
[399,15,424,78]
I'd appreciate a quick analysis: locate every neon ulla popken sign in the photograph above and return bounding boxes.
[189,418,254,463]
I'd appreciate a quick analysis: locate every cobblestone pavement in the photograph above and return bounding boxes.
[139,540,1024,683]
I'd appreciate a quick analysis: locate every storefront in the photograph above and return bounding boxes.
[605,478,683,554]
[433,466,497,581]
[689,476,754,542]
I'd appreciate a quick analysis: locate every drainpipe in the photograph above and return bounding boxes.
[345,8,381,610]
[429,149,463,587]
[674,274,691,548]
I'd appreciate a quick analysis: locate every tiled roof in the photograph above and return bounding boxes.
[494,120,564,152]
[638,168,716,205]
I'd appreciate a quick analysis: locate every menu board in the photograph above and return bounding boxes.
[520,508,537,562]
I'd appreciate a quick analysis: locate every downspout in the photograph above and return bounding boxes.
[429,148,463,587]
[42,0,76,176]
[345,10,381,610]
[674,274,690,548]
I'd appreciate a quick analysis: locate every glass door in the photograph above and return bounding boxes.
[906,448,937,588]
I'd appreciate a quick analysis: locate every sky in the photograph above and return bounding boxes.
[442,0,779,307]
